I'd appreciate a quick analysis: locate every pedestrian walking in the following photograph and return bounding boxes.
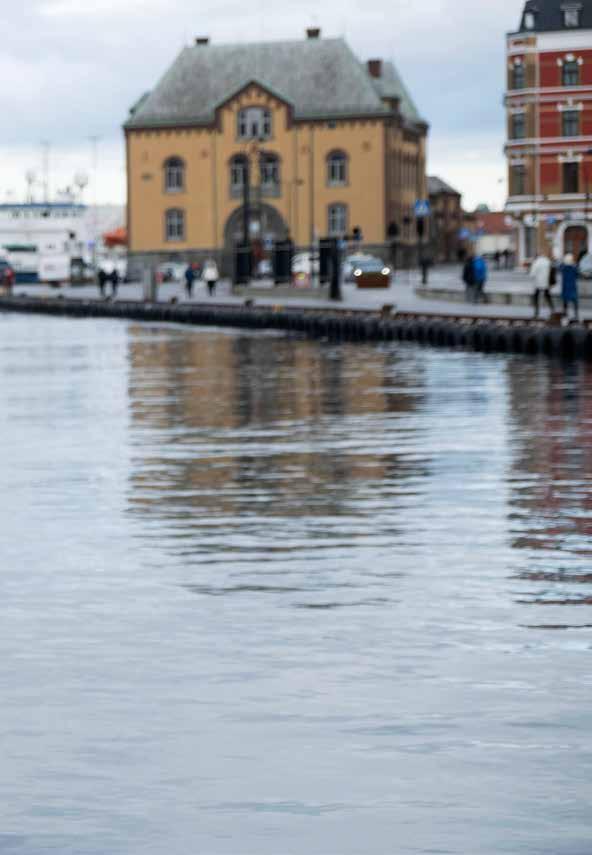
[560,253,579,322]
[203,258,219,296]
[462,253,475,301]
[184,263,195,299]
[97,267,108,298]
[494,250,501,271]
[110,267,119,298]
[529,252,555,318]
[472,254,488,303]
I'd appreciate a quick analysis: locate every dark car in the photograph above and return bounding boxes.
[349,256,392,289]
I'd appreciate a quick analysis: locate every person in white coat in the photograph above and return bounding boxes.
[203,258,219,296]
[530,252,556,318]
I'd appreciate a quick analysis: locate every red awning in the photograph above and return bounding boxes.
[103,227,127,248]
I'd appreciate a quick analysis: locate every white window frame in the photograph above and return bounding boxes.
[327,151,348,186]
[164,157,185,193]
[328,203,348,236]
[237,107,272,141]
[165,209,185,242]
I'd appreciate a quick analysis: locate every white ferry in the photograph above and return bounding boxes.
[0,202,90,284]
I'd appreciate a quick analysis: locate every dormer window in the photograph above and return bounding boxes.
[524,11,536,29]
[237,108,272,141]
[562,4,581,27]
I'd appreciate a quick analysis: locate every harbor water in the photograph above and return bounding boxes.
[0,313,591,854]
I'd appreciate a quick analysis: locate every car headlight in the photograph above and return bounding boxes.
[382,267,391,276]
[354,269,362,277]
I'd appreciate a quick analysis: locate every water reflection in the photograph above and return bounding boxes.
[126,326,429,607]
[507,359,592,623]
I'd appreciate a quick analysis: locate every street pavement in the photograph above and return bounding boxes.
[11,265,588,321]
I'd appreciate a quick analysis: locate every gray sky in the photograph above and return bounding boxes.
[1,0,525,211]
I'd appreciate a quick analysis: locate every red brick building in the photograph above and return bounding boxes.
[505,0,592,265]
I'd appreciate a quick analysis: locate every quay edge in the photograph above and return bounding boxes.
[0,296,591,361]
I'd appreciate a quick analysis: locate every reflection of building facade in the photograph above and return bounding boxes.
[505,0,592,266]
[126,328,423,526]
[124,30,428,267]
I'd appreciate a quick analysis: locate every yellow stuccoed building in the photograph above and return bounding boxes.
[125,29,428,270]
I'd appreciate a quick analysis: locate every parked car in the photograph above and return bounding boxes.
[342,254,381,283]
[347,256,392,288]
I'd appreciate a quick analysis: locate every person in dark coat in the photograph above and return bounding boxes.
[110,267,119,298]
[97,267,108,298]
[560,253,579,321]
[184,263,195,298]
[462,254,475,301]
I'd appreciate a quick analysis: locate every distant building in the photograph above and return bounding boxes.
[427,176,463,262]
[505,0,592,265]
[124,30,428,269]
[473,211,517,259]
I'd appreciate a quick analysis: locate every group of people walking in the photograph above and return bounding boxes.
[184,260,219,298]
[529,252,580,321]
[462,249,582,321]
[462,253,489,303]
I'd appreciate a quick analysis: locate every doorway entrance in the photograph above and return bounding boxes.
[223,203,289,278]
[563,225,588,260]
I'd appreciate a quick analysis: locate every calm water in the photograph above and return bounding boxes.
[0,314,591,855]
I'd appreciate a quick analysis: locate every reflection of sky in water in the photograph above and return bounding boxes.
[0,314,591,855]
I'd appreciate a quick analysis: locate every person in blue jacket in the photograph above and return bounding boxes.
[472,254,488,303]
[560,253,579,322]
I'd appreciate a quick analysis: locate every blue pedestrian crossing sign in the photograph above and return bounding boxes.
[414,199,431,218]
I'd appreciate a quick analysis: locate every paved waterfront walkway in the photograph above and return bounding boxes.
[12,265,592,321]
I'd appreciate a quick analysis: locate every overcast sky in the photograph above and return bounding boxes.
[1,0,526,212]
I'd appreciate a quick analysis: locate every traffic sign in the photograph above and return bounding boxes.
[414,199,431,218]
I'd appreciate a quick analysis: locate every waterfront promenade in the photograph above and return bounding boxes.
[12,265,592,321]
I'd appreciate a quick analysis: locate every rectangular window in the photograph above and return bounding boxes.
[563,60,580,86]
[512,165,526,196]
[328,204,347,236]
[563,161,580,193]
[165,209,185,242]
[512,64,525,90]
[562,109,579,136]
[564,8,580,28]
[512,113,526,139]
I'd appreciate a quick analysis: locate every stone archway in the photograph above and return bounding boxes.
[554,221,592,261]
[222,203,289,276]
[563,225,588,259]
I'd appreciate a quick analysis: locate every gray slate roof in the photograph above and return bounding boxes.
[126,37,424,129]
[428,175,461,196]
[516,0,592,33]
[369,61,423,124]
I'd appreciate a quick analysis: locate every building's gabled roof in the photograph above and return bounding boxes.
[125,37,424,130]
[428,175,461,196]
[369,60,424,124]
[515,0,592,33]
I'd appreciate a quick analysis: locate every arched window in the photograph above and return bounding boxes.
[165,208,185,242]
[327,151,348,186]
[328,203,348,236]
[237,107,272,141]
[230,155,248,197]
[164,157,185,193]
[260,153,280,196]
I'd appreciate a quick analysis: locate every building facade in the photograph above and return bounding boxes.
[124,30,427,269]
[505,0,592,265]
[427,176,463,262]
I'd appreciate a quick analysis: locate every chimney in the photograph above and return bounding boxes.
[306,28,321,39]
[195,37,210,46]
[367,59,383,79]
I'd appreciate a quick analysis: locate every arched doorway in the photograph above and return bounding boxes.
[223,203,289,277]
[564,225,588,260]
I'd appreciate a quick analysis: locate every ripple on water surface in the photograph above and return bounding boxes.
[0,315,591,854]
